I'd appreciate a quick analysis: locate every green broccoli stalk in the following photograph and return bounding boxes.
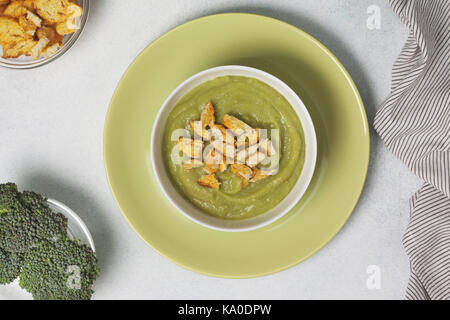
[0,248,23,285]
[20,238,99,300]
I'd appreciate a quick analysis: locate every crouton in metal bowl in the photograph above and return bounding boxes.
[0,0,89,69]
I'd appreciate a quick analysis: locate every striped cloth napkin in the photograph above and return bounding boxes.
[374,0,450,300]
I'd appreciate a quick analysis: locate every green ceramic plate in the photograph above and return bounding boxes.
[104,13,369,278]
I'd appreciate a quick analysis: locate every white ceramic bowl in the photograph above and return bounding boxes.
[151,65,317,232]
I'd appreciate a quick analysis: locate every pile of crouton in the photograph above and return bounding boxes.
[0,0,82,59]
[177,101,277,190]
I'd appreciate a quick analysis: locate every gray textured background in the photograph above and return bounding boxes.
[0,0,420,299]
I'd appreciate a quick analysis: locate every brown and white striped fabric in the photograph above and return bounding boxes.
[374,0,450,300]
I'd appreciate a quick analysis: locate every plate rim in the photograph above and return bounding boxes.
[103,12,370,278]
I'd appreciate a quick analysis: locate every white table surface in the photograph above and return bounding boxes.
[0,0,421,300]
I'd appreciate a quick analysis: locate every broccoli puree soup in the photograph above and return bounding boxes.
[162,76,305,220]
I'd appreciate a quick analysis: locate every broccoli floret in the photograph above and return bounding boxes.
[0,206,38,253]
[0,183,22,215]
[20,238,98,300]
[0,184,68,252]
[19,191,53,216]
[0,248,23,285]
[19,191,67,239]
[0,183,37,252]
[0,183,98,300]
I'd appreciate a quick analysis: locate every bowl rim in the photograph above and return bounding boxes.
[151,65,317,232]
[47,198,96,252]
[0,0,90,70]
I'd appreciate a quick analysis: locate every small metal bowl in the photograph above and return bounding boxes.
[0,0,89,69]
[47,198,95,252]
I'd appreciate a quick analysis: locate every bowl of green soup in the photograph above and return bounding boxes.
[151,65,316,232]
